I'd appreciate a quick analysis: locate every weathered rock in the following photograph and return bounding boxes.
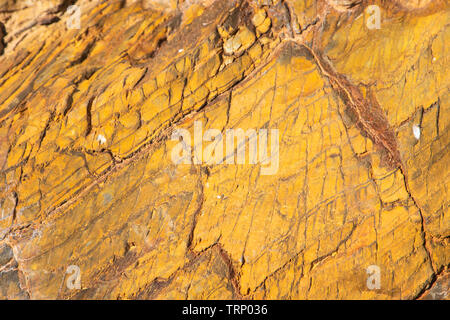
[0,22,5,55]
[0,0,448,299]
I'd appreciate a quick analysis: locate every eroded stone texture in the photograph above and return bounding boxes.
[0,0,448,299]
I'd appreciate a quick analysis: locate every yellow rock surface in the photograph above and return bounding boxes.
[0,0,448,299]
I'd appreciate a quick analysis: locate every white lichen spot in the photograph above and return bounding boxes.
[412,124,421,140]
[97,134,107,145]
[223,36,241,55]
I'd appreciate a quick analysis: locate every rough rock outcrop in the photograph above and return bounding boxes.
[0,0,448,299]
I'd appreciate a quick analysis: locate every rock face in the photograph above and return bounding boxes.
[0,0,448,299]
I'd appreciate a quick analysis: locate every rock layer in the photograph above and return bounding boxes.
[0,0,448,299]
